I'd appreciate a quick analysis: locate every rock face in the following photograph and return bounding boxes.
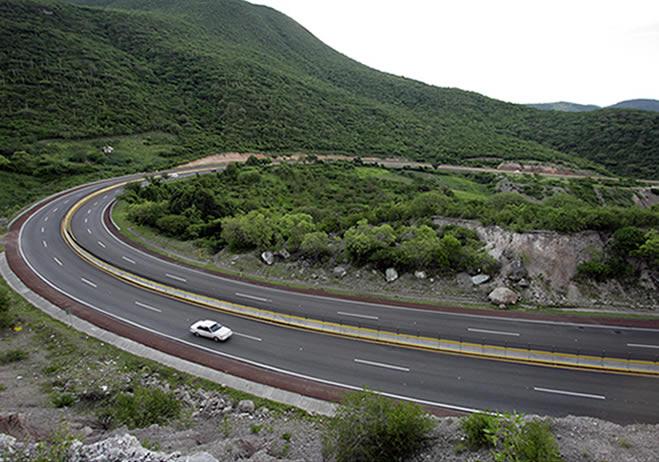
[488,287,519,306]
[260,251,274,266]
[385,268,399,283]
[507,259,528,282]
[471,274,490,285]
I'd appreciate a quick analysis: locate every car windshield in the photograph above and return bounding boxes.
[209,323,221,332]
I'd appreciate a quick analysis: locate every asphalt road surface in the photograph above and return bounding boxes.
[16,173,659,423]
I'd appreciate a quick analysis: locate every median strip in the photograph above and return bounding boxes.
[61,180,659,377]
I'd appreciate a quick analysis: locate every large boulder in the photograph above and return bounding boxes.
[385,268,399,283]
[260,251,274,266]
[488,287,519,306]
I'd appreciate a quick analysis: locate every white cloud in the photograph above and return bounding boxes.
[252,0,659,106]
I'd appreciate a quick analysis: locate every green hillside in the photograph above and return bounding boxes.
[1,0,659,189]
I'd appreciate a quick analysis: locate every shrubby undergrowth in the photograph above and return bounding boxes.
[122,160,658,277]
[322,390,434,462]
[461,412,563,462]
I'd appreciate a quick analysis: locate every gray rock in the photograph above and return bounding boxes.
[508,259,528,281]
[455,272,472,287]
[333,266,347,278]
[185,452,218,462]
[0,433,16,451]
[248,449,279,461]
[488,287,519,306]
[260,251,274,266]
[516,278,530,288]
[275,249,290,259]
[414,270,427,280]
[385,268,399,283]
[237,399,256,413]
[471,274,490,285]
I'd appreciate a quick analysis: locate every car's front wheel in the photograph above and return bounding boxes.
[213,336,220,342]
[193,332,200,337]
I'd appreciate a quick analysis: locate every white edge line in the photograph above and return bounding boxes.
[354,358,410,372]
[533,387,605,400]
[17,203,481,415]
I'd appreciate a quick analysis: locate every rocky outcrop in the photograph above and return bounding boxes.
[0,433,219,462]
[488,287,519,306]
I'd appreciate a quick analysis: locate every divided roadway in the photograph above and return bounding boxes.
[15,173,659,423]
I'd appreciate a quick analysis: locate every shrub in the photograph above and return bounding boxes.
[634,230,659,267]
[516,420,563,462]
[101,386,181,429]
[344,220,396,264]
[462,413,564,462]
[155,214,189,238]
[51,392,76,408]
[299,231,331,260]
[0,349,28,365]
[461,412,498,449]
[322,390,434,462]
[576,259,614,282]
[0,286,11,328]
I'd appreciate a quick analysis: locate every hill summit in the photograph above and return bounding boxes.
[1,0,658,178]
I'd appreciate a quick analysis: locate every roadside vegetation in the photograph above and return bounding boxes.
[460,411,564,462]
[120,159,659,280]
[322,389,434,462]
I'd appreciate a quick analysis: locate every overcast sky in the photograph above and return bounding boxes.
[252,0,658,106]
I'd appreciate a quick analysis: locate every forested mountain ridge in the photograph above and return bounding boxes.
[1,0,658,179]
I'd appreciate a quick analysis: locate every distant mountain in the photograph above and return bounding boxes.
[527,102,601,112]
[528,99,659,113]
[608,99,659,112]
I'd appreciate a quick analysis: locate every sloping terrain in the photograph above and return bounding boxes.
[1,0,658,180]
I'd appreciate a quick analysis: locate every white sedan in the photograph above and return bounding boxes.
[190,320,233,342]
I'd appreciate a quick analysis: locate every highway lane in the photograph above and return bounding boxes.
[69,184,659,362]
[16,174,659,423]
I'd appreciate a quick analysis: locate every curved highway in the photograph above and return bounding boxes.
[10,171,659,424]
